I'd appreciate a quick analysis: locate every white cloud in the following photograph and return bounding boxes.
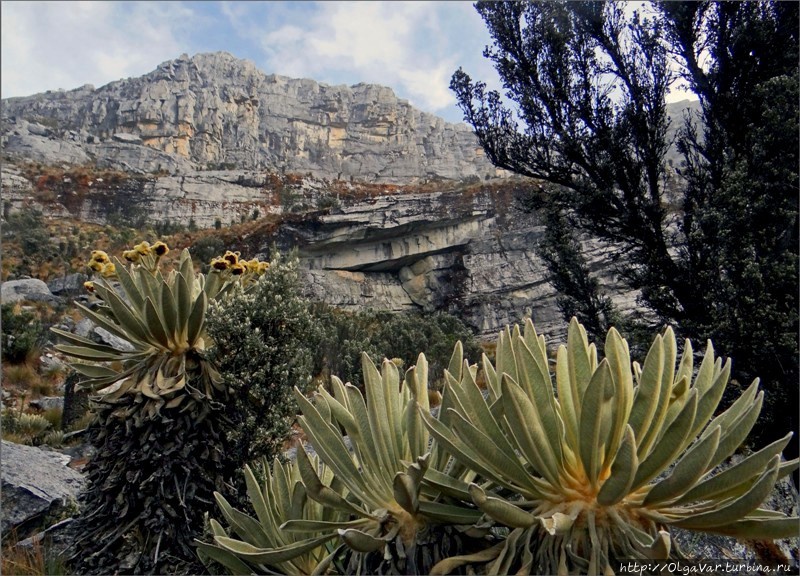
[1,1,502,122]
[252,2,466,113]
[1,1,196,98]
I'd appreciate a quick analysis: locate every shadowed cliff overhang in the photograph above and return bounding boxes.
[291,215,494,273]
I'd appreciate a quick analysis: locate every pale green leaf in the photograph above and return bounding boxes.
[141,296,170,348]
[567,317,592,411]
[501,375,561,486]
[447,341,464,382]
[469,484,534,528]
[186,290,207,346]
[629,335,664,460]
[644,426,721,506]
[677,434,792,505]
[597,425,638,506]
[556,344,580,455]
[92,284,152,344]
[514,335,564,466]
[704,517,800,540]
[673,457,780,529]
[337,528,385,553]
[579,359,614,487]
[195,541,255,575]
[215,533,335,564]
[632,390,698,490]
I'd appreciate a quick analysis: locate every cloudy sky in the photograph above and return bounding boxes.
[1,1,505,123]
[1,1,694,124]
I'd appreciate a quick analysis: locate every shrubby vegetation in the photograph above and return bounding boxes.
[309,305,483,392]
[47,238,485,575]
[37,231,799,575]
[206,252,317,471]
[53,243,272,574]
[1,303,45,364]
[203,318,799,575]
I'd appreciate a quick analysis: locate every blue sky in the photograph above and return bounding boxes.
[1,1,504,123]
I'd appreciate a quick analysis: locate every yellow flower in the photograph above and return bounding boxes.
[123,249,141,263]
[257,262,270,275]
[210,257,229,271]
[222,250,240,265]
[84,281,95,293]
[152,241,169,257]
[90,250,110,264]
[246,258,261,273]
[230,263,246,276]
[134,241,151,256]
[100,263,117,278]
[88,260,103,272]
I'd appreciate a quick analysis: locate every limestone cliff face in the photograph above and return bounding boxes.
[0,50,650,339]
[274,184,637,340]
[2,162,636,340]
[1,52,499,183]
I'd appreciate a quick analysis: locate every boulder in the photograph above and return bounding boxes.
[38,353,68,376]
[1,279,58,304]
[1,52,498,183]
[1,440,85,539]
[74,319,135,352]
[26,122,52,137]
[47,273,89,296]
[93,327,135,352]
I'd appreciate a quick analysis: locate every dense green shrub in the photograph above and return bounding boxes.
[206,252,318,470]
[1,409,51,444]
[309,306,483,390]
[1,304,45,364]
[2,207,59,277]
[3,207,50,254]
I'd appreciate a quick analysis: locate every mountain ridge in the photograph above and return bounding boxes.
[1,51,500,184]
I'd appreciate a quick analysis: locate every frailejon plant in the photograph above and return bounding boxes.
[421,318,800,575]
[292,353,490,574]
[205,352,489,575]
[196,455,349,575]
[51,242,270,575]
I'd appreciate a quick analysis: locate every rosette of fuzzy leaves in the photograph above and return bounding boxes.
[292,352,487,574]
[197,455,349,575]
[423,318,799,576]
[51,245,267,575]
[52,248,234,422]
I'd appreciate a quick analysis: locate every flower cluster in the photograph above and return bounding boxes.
[85,241,171,291]
[87,250,116,278]
[121,240,169,271]
[83,241,270,296]
[209,250,269,284]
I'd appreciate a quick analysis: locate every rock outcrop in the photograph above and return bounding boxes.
[1,278,59,304]
[0,159,636,340]
[1,441,85,539]
[1,52,500,183]
[0,50,656,340]
[273,182,637,340]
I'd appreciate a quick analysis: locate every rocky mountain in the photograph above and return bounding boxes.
[1,162,636,340]
[1,52,700,340]
[1,52,500,183]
